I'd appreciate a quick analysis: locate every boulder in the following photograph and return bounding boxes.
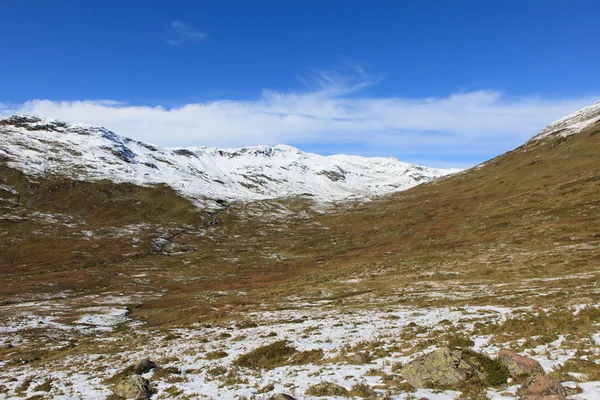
[112,375,152,400]
[400,347,485,388]
[516,374,567,398]
[268,394,296,400]
[352,351,371,364]
[498,350,544,378]
[132,359,157,375]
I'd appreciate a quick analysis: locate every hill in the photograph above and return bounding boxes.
[0,103,599,399]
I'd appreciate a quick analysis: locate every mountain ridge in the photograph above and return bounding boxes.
[0,115,458,205]
[530,101,600,142]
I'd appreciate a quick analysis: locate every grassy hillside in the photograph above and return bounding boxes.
[270,120,600,309]
[1,118,598,327]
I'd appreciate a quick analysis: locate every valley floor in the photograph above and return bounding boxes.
[2,289,600,400]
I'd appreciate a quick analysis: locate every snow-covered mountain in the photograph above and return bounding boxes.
[0,115,458,204]
[530,101,600,142]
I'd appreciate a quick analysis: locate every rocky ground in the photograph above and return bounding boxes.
[1,293,600,399]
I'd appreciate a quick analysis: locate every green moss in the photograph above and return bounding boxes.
[464,350,509,386]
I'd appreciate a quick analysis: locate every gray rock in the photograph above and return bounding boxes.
[516,374,567,398]
[113,375,152,399]
[400,347,486,388]
[498,349,544,378]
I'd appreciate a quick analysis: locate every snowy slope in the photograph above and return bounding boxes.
[0,115,458,204]
[530,101,600,142]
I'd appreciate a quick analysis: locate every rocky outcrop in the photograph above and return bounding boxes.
[516,374,567,399]
[112,375,153,399]
[498,349,544,378]
[400,347,486,388]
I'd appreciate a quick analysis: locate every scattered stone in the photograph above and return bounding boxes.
[498,349,544,378]
[516,374,567,398]
[268,394,296,400]
[132,359,157,375]
[400,347,485,388]
[112,375,152,400]
[352,351,371,364]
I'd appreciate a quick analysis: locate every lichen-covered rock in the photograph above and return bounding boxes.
[132,359,157,375]
[498,349,544,378]
[112,375,152,399]
[400,347,486,388]
[516,374,567,398]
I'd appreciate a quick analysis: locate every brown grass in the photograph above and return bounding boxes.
[232,340,297,370]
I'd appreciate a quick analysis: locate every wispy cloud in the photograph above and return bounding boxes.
[1,70,597,167]
[165,20,208,45]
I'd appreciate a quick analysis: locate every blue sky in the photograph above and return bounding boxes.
[1,0,599,168]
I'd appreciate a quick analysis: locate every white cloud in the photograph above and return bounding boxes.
[0,74,597,167]
[165,20,208,45]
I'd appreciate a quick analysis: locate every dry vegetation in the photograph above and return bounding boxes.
[0,120,599,398]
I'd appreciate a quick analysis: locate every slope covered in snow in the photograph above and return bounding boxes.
[530,101,600,142]
[0,115,458,204]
